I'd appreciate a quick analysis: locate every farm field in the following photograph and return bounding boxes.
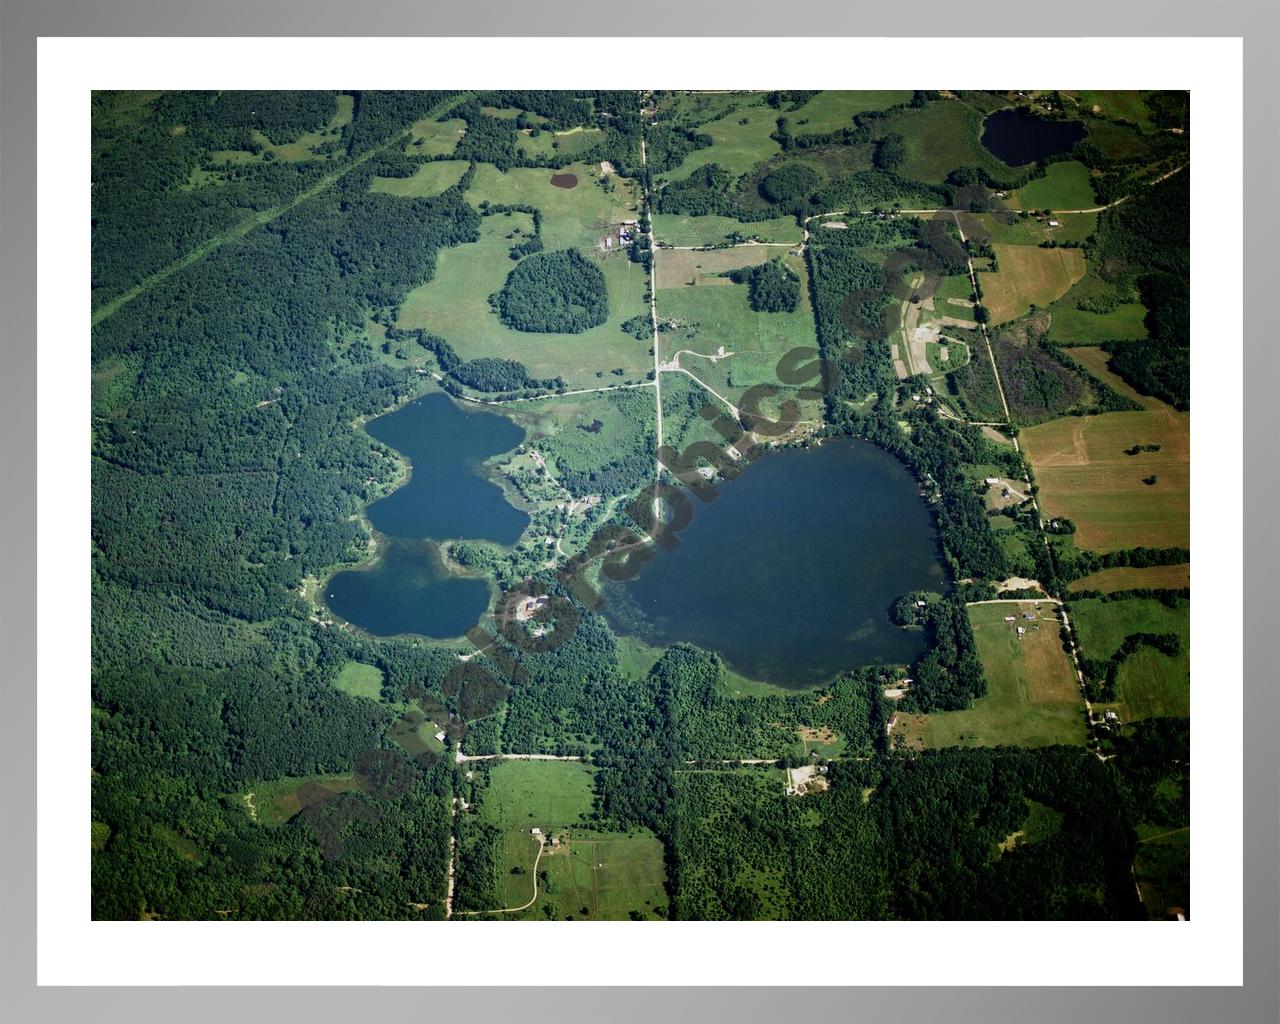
[981,244,1086,325]
[370,160,468,197]
[653,212,803,246]
[517,126,606,159]
[788,90,915,129]
[1069,597,1190,722]
[1049,300,1149,344]
[1021,348,1189,551]
[396,214,651,388]
[499,830,670,921]
[1010,161,1097,210]
[468,760,667,920]
[895,602,1086,749]
[654,251,822,415]
[1069,563,1189,593]
[959,210,1097,247]
[476,759,597,830]
[662,103,785,181]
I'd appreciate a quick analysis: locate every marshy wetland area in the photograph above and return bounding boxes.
[92,88,1191,924]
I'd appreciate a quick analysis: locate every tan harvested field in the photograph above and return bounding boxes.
[1069,563,1190,594]
[1020,349,1189,553]
[981,244,1085,325]
[655,247,774,290]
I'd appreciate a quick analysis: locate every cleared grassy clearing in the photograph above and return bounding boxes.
[498,829,669,921]
[466,161,641,250]
[1063,90,1157,133]
[406,116,467,156]
[896,602,1086,750]
[1069,564,1189,594]
[1070,597,1189,721]
[333,660,384,699]
[202,94,353,170]
[652,212,803,247]
[655,253,822,416]
[981,244,1086,324]
[370,160,469,197]
[396,215,651,388]
[655,246,776,289]
[242,774,363,827]
[477,759,597,829]
[788,90,915,130]
[1049,302,1149,344]
[517,126,605,160]
[1011,161,1097,210]
[662,105,785,182]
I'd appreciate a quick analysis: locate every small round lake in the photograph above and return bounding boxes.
[981,108,1086,166]
[324,393,526,638]
[601,439,947,688]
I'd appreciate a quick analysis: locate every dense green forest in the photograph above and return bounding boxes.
[91,89,1189,923]
[495,248,609,333]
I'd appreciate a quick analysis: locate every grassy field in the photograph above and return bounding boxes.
[201,94,353,171]
[788,90,915,130]
[1010,161,1097,210]
[1021,348,1189,552]
[1069,597,1189,721]
[655,246,777,289]
[467,162,642,247]
[468,760,668,920]
[370,160,468,197]
[1062,91,1157,132]
[477,759,597,830]
[662,104,785,181]
[961,211,1097,247]
[1069,563,1189,593]
[396,215,651,389]
[654,250,822,418]
[406,116,467,156]
[495,828,669,921]
[1049,301,1149,344]
[517,126,606,160]
[334,660,384,699]
[652,212,803,247]
[981,244,1086,324]
[896,602,1086,749]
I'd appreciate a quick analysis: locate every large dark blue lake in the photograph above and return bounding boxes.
[324,393,526,638]
[981,108,1086,166]
[601,439,947,688]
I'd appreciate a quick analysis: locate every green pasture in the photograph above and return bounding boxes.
[396,214,651,388]
[652,213,803,246]
[898,602,1086,750]
[333,660,384,700]
[1012,161,1097,210]
[1069,597,1189,722]
[370,160,468,197]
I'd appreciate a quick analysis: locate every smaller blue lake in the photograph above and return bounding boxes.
[981,108,1087,166]
[323,393,527,638]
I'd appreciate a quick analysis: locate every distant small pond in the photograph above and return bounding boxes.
[324,393,526,638]
[601,439,947,688]
[981,108,1086,166]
